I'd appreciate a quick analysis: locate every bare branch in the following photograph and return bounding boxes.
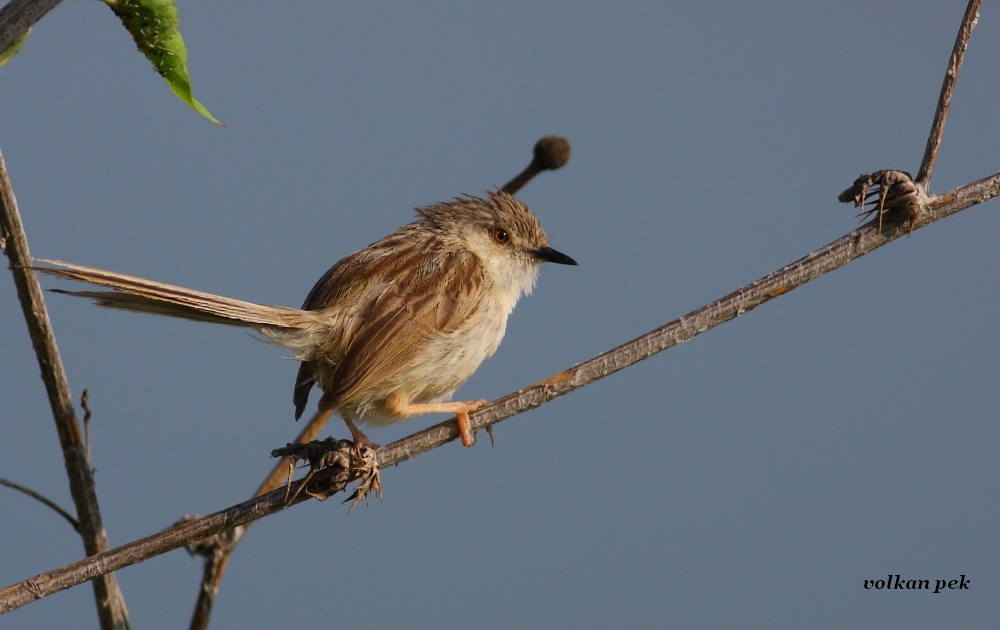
[4,6,996,622]
[380,173,1000,468]
[3,168,997,615]
[0,0,63,53]
[0,448,352,614]
[0,477,80,532]
[0,149,131,629]
[916,0,981,187]
[187,409,332,630]
[82,389,92,463]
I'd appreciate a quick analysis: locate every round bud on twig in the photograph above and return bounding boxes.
[532,135,571,171]
[502,135,571,194]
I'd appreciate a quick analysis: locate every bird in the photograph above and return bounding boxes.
[34,190,576,448]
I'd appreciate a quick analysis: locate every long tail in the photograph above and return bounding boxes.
[32,259,319,330]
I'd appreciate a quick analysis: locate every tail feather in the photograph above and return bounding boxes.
[34,259,316,330]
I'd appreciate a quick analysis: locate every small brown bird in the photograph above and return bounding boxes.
[35,191,576,447]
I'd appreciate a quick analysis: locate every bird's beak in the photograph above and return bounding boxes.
[534,246,578,266]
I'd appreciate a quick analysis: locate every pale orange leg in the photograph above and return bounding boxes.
[319,393,379,450]
[396,399,488,447]
[340,410,379,450]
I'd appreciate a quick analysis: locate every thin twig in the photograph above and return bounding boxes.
[916,0,981,187]
[187,408,332,630]
[0,478,80,532]
[3,169,997,615]
[0,149,131,629]
[0,0,63,54]
[82,389,92,463]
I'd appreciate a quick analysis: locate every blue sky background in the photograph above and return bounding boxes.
[2,2,998,628]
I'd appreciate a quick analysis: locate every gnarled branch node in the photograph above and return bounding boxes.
[271,438,382,511]
[838,169,922,235]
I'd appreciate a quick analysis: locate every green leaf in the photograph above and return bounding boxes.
[105,0,224,126]
[0,28,31,69]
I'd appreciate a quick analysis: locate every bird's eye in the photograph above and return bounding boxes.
[492,227,510,244]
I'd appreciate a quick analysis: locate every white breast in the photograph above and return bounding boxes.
[356,259,541,426]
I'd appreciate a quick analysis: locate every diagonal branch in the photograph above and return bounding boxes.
[916,0,981,188]
[1,469,310,615]
[3,2,993,620]
[0,0,63,54]
[0,150,131,629]
[3,169,997,615]
[187,409,331,630]
[378,174,1000,466]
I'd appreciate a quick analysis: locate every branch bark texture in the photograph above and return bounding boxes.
[1,150,131,629]
[2,170,997,615]
[0,0,63,53]
[917,0,981,187]
[1,4,994,624]
[187,409,332,630]
[376,174,1000,467]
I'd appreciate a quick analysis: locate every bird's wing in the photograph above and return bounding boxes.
[322,249,485,409]
[294,236,409,417]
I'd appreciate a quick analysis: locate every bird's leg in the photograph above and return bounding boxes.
[317,394,380,450]
[392,399,488,447]
[340,410,380,451]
